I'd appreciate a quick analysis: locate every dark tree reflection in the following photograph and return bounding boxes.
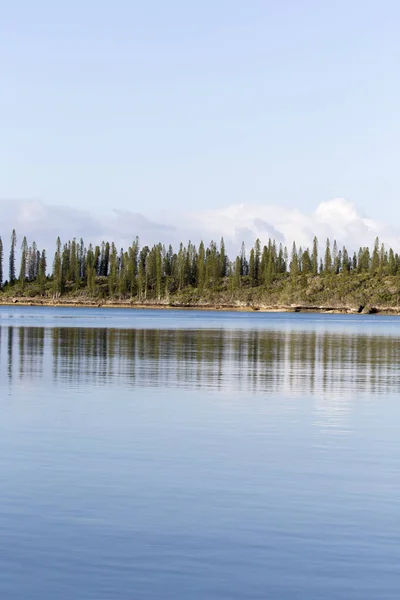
[2,325,400,396]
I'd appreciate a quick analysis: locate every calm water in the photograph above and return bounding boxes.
[1,307,400,599]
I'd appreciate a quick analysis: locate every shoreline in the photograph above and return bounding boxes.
[1,298,400,315]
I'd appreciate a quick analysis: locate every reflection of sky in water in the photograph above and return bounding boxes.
[3,305,400,335]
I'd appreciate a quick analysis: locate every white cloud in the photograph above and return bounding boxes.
[0,198,399,260]
[182,198,400,254]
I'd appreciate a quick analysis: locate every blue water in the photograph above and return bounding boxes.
[2,304,400,334]
[1,306,400,599]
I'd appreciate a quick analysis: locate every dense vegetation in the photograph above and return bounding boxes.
[1,230,400,310]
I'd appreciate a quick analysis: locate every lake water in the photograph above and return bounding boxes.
[1,306,400,599]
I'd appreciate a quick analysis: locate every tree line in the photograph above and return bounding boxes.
[0,229,399,299]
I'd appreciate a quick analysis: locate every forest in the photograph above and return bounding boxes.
[1,230,400,311]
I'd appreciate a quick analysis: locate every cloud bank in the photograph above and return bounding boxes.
[0,198,399,259]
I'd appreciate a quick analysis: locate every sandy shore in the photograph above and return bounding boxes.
[1,297,399,315]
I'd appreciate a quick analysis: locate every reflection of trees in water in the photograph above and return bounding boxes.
[3,326,45,383]
[8,326,13,382]
[2,326,400,396]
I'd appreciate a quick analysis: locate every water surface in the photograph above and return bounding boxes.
[1,307,399,599]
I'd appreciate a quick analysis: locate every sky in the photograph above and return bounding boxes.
[1,0,400,254]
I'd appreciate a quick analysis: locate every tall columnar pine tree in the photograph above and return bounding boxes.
[234,256,241,289]
[69,239,78,283]
[302,249,312,274]
[278,244,285,274]
[260,244,269,285]
[249,248,255,285]
[219,237,227,278]
[312,237,318,275]
[332,240,338,274]
[254,238,261,284]
[290,242,299,279]
[79,238,85,280]
[108,243,118,296]
[155,244,162,300]
[130,239,139,295]
[138,246,149,300]
[357,247,370,273]
[27,241,38,281]
[52,237,63,295]
[205,240,219,286]
[238,242,247,276]
[39,250,47,293]
[388,248,396,275]
[9,229,16,284]
[379,243,386,276]
[324,238,332,274]
[0,236,3,289]
[352,252,357,271]
[342,247,350,273]
[371,237,380,274]
[19,236,28,287]
[267,240,277,283]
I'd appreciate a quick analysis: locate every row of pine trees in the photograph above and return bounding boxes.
[0,230,400,299]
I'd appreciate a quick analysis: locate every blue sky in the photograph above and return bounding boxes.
[1,0,400,233]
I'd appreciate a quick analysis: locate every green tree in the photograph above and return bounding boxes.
[219,237,227,279]
[61,243,69,288]
[379,243,386,276]
[94,245,101,275]
[324,238,332,274]
[86,244,97,296]
[302,249,312,274]
[240,242,247,276]
[78,238,85,281]
[278,244,285,274]
[0,237,3,289]
[333,240,340,274]
[52,237,63,296]
[100,242,110,277]
[155,244,162,299]
[290,242,299,278]
[27,241,38,281]
[352,252,357,271]
[371,237,380,274]
[388,248,397,275]
[234,256,241,289]
[311,237,318,275]
[19,236,28,288]
[9,229,16,284]
[39,250,47,293]
[205,241,219,286]
[127,238,139,296]
[342,246,350,273]
[197,241,206,291]
[138,246,149,300]
[358,247,370,273]
[260,245,269,285]
[69,239,79,284]
[266,241,277,283]
[108,243,118,297]
[249,248,255,284]
[117,248,127,297]
[254,238,261,284]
